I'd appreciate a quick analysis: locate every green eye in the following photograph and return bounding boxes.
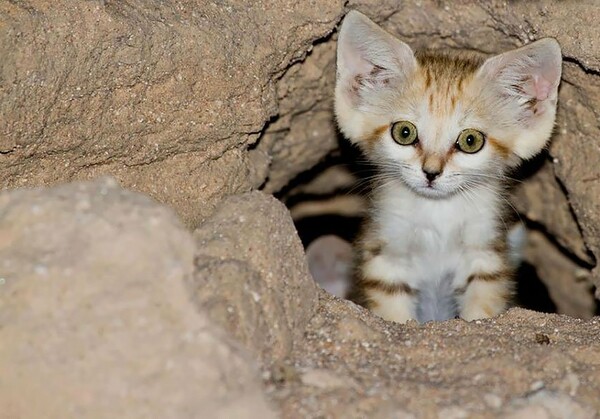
[391,121,418,145]
[456,129,485,153]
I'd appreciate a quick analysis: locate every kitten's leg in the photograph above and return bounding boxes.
[459,272,514,321]
[353,254,418,323]
[369,289,417,323]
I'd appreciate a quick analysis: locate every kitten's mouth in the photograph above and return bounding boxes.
[412,183,454,199]
[397,175,455,199]
[417,187,447,198]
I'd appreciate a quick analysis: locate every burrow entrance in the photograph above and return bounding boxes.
[277,137,599,319]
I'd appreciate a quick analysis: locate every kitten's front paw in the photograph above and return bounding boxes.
[460,299,507,321]
[460,275,512,321]
[371,297,416,324]
[460,307,496,322]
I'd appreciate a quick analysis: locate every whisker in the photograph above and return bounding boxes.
[459,183,513,233]
[462,179,523,225]
[467,172,524,185]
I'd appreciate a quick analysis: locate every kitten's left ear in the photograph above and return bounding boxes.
[477,38,562,160]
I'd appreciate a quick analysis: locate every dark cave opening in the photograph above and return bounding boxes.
[291,210,575,316]
[279,138,599,319]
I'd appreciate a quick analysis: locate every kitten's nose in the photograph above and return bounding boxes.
[423,168,441,182]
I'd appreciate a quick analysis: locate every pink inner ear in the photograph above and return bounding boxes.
[532,74,552,101]
[342,46,376,79]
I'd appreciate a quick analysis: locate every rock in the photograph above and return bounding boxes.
[2,1,600,418]
[524,231,596,318]
[0,0,346,227]
[300,369,356,389]
[274,307,600,417]
[2,0,600,295]
[0,178,274,418]
[1,178,600,418]
[261,40,340,193]
[286,165,359,199]
[438,407,469,419]
[191,191,319,364]
[550,68,600,296]
[513,163,593,265]
[506,390,596,419]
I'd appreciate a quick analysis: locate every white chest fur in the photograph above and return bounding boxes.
[369,180,503,290]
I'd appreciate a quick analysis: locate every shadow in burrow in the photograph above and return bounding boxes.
[277,133,599,319]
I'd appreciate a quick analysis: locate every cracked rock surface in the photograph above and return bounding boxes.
[1,1,600,418]
[273,296,600,418]
[1,180,598,418]
[0,179,275,418]
[2,0,597,290]
[0,0,344,227]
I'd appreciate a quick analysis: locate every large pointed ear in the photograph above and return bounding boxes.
[477,38,562,160]
[335,11,416,142]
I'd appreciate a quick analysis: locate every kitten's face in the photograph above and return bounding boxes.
[335,11,562,199]
[370,54,508,199]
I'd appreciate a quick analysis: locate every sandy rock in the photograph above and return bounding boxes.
[271,301,600,418]
[550,67,600,296]
[513,162,593,265]
[0,178,274,419]
[191,191,319,364]
[300,368,357,390]
[506,390,596,419]
[0,0,346,227]
[0,179,599,418]
[524,231,596,318]
[286,165,359,199]
[261,40,340,193]
[2,1,600,295]
[2,1,600,417]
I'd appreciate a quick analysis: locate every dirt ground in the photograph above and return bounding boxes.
[4,184,598,418]
[1,1,599,418]
[273,296,600,418]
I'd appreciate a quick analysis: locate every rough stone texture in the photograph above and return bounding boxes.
[2,1,600,417]
[524,231,596,319]
[260,40,339,193]
[0,179,275,419]
[551,65,600,296]
[2,1,599,293]
[269,296,600,418]
[1,179,600,418]
[513,162,593,266]
[191,191,319,364]
[0,0,345,227]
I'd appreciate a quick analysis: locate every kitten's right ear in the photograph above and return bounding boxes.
[335,11,416,142]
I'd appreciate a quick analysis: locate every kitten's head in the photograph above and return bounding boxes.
[335,11,562,199]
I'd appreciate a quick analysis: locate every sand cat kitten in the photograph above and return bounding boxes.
[334,11,562,323]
